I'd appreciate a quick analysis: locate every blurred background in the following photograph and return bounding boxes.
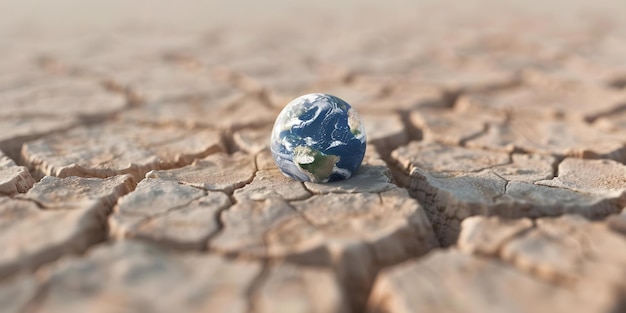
[1,0,625,100]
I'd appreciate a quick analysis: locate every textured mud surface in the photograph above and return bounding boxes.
[1,0,626,312]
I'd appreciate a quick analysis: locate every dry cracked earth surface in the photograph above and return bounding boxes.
[1,0,626,312]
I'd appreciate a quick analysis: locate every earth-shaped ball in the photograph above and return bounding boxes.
[271,93,366,183]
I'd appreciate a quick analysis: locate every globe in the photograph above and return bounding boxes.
[270,93,367,183]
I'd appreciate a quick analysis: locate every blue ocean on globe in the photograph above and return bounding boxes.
[271,93,367,183]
